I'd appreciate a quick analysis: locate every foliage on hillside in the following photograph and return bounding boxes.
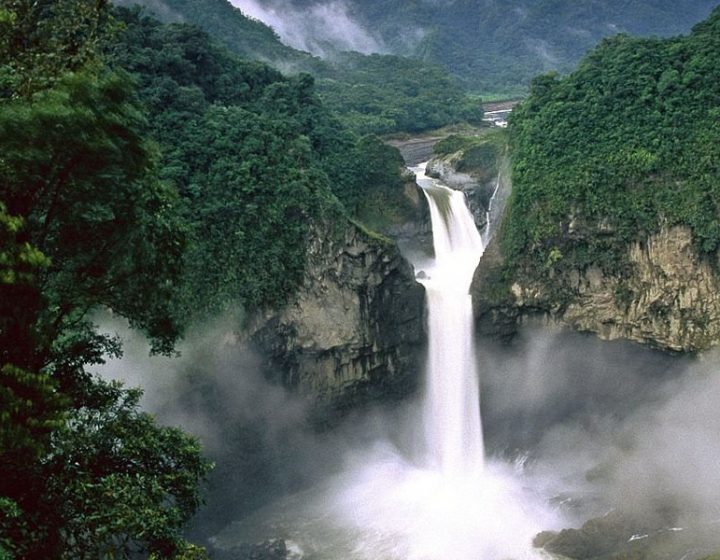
[115,0,482,135]
[109,8,413,317]
[114,0,317,67]
[433,130,507,179]
[502,6,720,294]
[0,2,207,558]
[286,0,718,93]
[0,3,432,556]
[315,52,483,134]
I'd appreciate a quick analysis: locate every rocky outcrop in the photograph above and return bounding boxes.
[382,169,433,252]
[535,510,720,560]
[387,136,443,166]
[425,152,492,232]
[473,226,720,352]
[424,135,510,238]
[247,217,425,414]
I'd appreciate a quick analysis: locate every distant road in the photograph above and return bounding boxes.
[388,100,522,164]
[483,100,521,113]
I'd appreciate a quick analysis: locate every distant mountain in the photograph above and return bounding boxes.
[226,0,719,93]
[116,0,718,95]
[474,5,720,351]
[112,0,319,71]
[113,0,481,134]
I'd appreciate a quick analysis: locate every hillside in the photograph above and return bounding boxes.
[350,0,718,92]
[114,0,482,135]
[472,6,720,352]
[216,0,718,93]
[114,0,312,66]
[0,3,426,556]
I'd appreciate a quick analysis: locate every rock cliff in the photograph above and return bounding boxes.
[472,226,720,352]
[424,132,509,236]
[247,217,426,415]
[426,151,492,232]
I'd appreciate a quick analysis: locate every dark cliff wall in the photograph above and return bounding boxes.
[247,217,426,417]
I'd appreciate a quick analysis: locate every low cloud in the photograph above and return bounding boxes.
[97,312,720,552]
[229,0,385,56]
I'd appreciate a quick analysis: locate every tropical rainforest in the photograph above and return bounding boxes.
[330,0,719,92]
[3,0,720,558]
[500,5,720,305]
[0,0,415,557]
[140,0,718,94]
[114,0,484,135]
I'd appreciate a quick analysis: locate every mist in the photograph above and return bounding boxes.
[228,0,385,56]
[97,310,720,556]
[95,311,420,540]
[479,327,720,543]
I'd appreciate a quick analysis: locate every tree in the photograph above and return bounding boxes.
[0,0,114,98]
[1,5,211,556]
[0,70,186,357]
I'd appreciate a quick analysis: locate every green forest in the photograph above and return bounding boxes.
[115,0,483,136]
[0,1,418,557]
[500,6,720,304]
[173,0,717,94]
[3,0,720,557]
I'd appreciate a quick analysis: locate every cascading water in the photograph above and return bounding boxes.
[213,162,563,560]
[416,172,485,475]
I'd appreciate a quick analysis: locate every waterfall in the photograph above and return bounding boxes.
[482,176,501,245]
[416,173,486,475]
[215,162,561,560]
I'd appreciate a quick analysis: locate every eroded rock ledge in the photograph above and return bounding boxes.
[247,217,425,413]
[472,226,720,352]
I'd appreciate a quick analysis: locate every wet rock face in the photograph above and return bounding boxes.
[425,155,492,232]
[557,227,720,351]
[248,218,426,414]
[472,226,720,352]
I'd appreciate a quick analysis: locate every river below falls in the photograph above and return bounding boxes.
[211,443,568,560]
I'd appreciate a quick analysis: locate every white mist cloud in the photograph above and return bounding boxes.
[485,329,720,530]
[599,363,720,522]
[94,311,312,453]
[228,0,385,56]
[96,310,720,555]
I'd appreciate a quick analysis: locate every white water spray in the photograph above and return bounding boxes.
[416,170,485,475]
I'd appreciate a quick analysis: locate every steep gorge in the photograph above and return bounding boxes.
[471,7,720,354]
[421,129,720,353]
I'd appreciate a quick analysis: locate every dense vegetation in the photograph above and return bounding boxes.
[315,52,482,134]
[118,0,718,106]
[115,0,483,135]
[433,130,507,180]
[108,7,416,316]
[109,8,332,316]
[114,0,317,68]
[501,6,720,298]
[0,1,418,557]
[0,1,211,558]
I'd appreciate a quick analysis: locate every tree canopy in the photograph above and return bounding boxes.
[501,6,720,301]
[0,2,211,558]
